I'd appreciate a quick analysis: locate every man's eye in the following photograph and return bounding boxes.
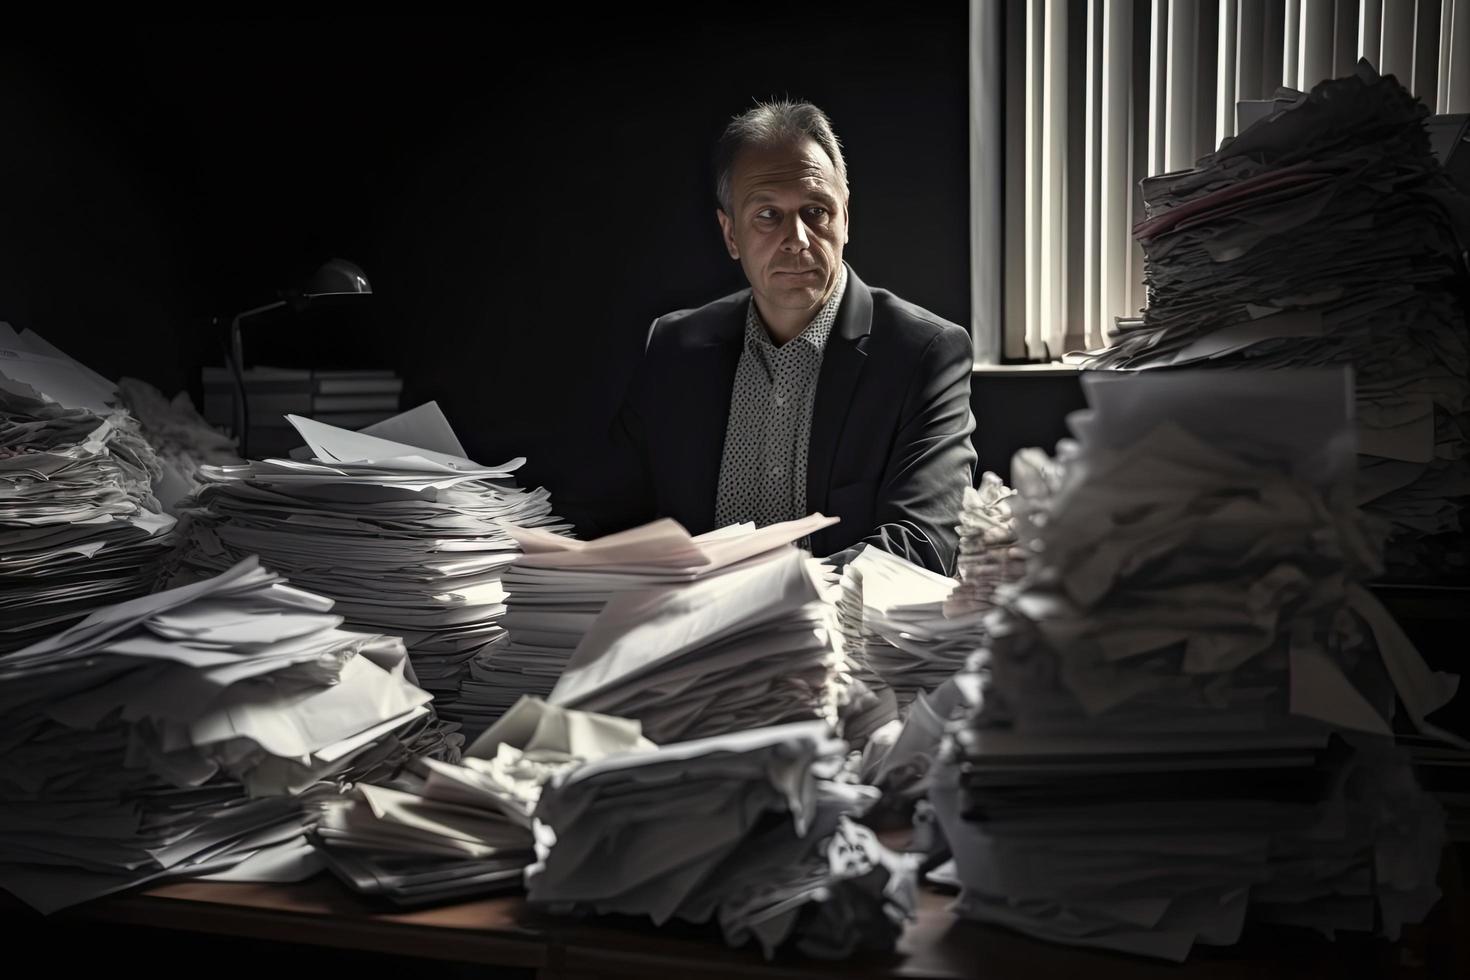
[755,210,778,221]
[805,207,828,219]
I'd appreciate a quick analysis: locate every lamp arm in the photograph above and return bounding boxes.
[228,299,288,459]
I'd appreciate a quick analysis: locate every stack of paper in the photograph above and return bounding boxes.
[948,473,1026,617]
[831,563,899,747]
[311,696,652,905]
[0,324,121,418]
[116,376,240,512]
[544,544,853,744]
[1084,62,1469,582]
[856,478,1022,788]
[527,722,917,959]
[167,404,570,740]
[861,672,979,795]
[838,546,982,713]
[473,515,841,727]
[0,327,175,655]
[0,557,453,914]
[837,476,1021,730]
[929,370,1459,960]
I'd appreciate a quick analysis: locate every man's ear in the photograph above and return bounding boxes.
[842,201,851,245]
[716,209,739,260]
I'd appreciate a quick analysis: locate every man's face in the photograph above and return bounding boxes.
[717,137,849,320]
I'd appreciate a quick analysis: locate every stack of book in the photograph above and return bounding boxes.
[201,366,404,458]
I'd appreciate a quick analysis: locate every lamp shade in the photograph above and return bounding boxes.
[303,258,372,298]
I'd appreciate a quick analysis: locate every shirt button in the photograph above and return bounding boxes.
[770,466,783,479]
[774,394,787,407]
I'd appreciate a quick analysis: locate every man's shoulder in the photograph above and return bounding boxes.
[867,286,970,356]
[642,274,970,357]
[646,287,749,352]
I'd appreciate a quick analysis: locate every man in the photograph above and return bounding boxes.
[577,99,976,574]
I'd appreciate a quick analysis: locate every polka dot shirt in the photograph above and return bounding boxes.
[714,264,849,532]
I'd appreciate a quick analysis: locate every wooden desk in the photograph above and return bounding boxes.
[31,874,1446,980]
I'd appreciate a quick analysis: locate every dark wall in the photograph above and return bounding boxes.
[0,31,203,392]
[0,10,980,465]
[971,373,1087,481]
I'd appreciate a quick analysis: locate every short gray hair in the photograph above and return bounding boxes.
[714,99,849,214]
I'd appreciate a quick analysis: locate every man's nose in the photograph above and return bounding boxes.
[781,213,811,251]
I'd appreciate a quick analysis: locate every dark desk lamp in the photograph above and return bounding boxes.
[227,258,373,458]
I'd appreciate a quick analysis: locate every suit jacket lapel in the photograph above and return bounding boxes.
[674,300,745,534]
[807,265,873,518]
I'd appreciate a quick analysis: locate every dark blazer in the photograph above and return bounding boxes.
[564,266,977,575]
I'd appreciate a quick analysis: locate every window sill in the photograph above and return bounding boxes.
[971,362,1079,377]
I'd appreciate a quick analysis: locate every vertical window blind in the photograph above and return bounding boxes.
[972,0,1470,363]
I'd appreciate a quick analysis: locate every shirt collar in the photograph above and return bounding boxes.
[745,263,849,358]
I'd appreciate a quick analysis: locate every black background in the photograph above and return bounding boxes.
[0,8,1081,482]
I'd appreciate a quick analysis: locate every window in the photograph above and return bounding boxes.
[973,0,1470,364]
